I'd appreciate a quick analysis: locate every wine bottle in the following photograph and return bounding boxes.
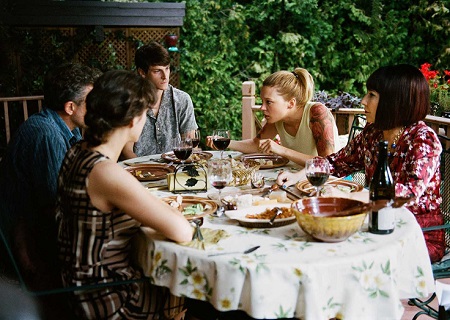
[369,140,395,234]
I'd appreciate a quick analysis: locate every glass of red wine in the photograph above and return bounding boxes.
[207,159,233,209]
[305,158,330,197]
[172,135,193,165]
[212,129,231,159]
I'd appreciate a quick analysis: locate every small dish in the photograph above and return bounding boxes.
[161,196,218,220]
[296,179,363,194]
[239,153,289,169]
[161,151,213,164]
[225,203,295,228]
[124,164,175,181]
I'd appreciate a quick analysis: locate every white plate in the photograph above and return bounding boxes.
[225,203,296,228]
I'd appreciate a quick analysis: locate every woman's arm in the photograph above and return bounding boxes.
[309,103,338,156]
[87,161,193,243]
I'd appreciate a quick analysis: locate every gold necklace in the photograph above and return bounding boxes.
[387,126,406,156]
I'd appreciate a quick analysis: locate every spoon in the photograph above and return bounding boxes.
[262,183,279,197]
[208,245,260,257]
[269,207,283,225]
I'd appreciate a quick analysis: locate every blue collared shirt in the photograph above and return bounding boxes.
[0,108,81,230]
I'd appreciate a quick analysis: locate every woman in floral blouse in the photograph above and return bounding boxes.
[278,64,444,263]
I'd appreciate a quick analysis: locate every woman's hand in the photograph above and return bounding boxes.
[258,139,282,154]
[205,136,219,150]
[276,169,304,187]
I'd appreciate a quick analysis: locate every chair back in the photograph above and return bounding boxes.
[439,134,450,249]
[347,114,366,145]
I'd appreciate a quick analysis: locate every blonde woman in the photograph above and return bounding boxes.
[207,68,340,166]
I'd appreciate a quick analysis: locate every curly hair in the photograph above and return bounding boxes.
[84,70,156,146]
[135,41,171,73]
[366,64,430,130]
[43,63,100,111]
[262,68,315,108]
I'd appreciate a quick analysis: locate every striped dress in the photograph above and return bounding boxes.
[56,143,182,319]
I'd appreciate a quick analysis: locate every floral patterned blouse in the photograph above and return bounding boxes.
[327,121,444,262]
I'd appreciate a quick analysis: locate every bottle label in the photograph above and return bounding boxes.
[376,208,395,230]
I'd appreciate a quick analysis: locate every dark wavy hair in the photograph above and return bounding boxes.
[43,63,100,111]
[366,64,430,130]
[135,41,170,73]
[84,70,156,146]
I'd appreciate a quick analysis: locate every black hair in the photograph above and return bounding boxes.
[135,41,170,74]
[366,64,430,130]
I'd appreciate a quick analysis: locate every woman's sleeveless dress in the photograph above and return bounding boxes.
[56,143,183,319]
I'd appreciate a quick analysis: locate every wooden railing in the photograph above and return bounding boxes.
[242,81,450,148]
[1,95,44,144]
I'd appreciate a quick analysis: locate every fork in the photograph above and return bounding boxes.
[191,219,203,241]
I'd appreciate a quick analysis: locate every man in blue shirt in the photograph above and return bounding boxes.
[0,63,99,292]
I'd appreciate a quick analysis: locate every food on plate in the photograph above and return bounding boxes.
[268,190,287,202]
[169,195,183,212]
[245,207,294,220]
[182,203,205,216]
[236,194,253,209]
[252,198,278,206]
[254,159,274,166]
[134,170,155,179]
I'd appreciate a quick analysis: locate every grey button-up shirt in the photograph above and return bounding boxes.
[134,85,198,156]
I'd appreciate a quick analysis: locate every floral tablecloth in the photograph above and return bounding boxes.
[132,206,434,320]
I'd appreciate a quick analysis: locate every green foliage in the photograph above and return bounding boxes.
[1,0,449,142]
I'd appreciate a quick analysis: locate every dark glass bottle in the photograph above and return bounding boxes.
[369,140,395,234]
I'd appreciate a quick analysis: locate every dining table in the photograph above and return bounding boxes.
[123,150,435,320]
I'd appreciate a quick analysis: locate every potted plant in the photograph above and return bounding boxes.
[420,63,450,117]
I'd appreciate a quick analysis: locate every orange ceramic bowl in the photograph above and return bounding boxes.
[291,197,368,242]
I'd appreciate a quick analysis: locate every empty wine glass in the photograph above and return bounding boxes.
[172,134,193,165]
[208,159,233,211]
[212,129,231,159]
[192,129,201,151]
[305,158,330,196]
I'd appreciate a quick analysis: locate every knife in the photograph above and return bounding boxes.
[279,185,302,200]
[207,245,260,257]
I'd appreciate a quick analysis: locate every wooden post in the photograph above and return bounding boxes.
[242,81,256,140]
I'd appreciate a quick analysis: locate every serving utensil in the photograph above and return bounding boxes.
[269,207,283,225]
[208,245,260,257]
[261,183,279,197]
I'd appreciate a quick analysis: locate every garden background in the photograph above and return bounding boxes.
[0,0,449,145]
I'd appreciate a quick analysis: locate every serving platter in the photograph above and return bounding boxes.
[161,151,213,164]
[238,153,289,169]
[125,164,175,181]
[225,203,295,228]
[162,196,218,220]
[296,179,364,194]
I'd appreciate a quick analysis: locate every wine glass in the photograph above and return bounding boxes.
[212,129,231,159]
[208,159,233,210]
[192,129,201,151]
[172,135,193,165]
[305,158,330,196]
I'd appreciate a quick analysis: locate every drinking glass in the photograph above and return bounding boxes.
[192,129,201,151]
[305,158,330,196]
[212,129,231,159]
[172,135,193,165]
[208,159,233,206]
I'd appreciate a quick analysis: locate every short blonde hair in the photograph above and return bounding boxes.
[262,68,315,107]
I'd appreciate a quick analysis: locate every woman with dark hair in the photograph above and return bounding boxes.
[278,64,444,263]
[56,70,193,319]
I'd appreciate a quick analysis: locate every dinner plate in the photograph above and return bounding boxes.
[161,151,213,164]
[239,153,289,169]
[296,179,364,194]
[125,164,175,181]
[162,196,218,220]
[225,203,296,228]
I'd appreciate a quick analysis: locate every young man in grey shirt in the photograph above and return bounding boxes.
[122,41,198,158]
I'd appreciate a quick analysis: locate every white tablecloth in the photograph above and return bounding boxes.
[127,152,434,319]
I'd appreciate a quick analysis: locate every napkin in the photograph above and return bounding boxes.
[179,228,230,250]
[321,185,369,202]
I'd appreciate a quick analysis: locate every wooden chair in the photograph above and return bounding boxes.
[408,134,450,319]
